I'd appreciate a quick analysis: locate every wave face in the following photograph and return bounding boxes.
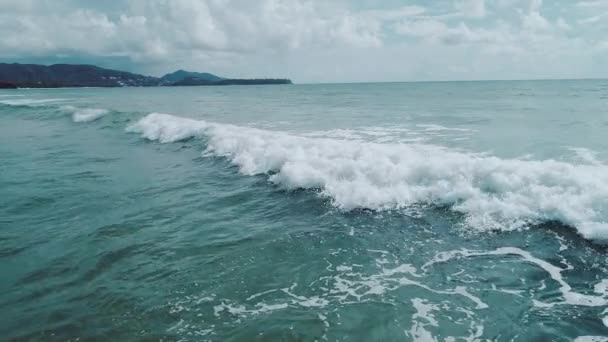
[61,106,109,122]
[127,113,608,241]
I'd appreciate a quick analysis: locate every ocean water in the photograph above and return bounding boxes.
[1,80,608,341]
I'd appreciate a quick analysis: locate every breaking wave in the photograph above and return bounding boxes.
[127,113,608,241]
[61,105,109,122]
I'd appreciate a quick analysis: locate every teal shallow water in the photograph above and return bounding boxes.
[1,81,608,341]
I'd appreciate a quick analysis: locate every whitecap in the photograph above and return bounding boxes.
[62,105,109,122]
[415,123,474,132]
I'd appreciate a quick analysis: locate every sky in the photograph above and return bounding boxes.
[0,0,607,83]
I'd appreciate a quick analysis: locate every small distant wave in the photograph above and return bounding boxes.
[127,113,608,242]
[415,124,474,132]
[302,125,474,144]
[302,127,425,143]
[0,98,66,107]
[61,105,109,122]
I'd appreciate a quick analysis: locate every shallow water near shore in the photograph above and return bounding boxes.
[2,80,608,340]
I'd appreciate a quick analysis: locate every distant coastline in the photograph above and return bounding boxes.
[0,80,17,89]
[0,63,292,88]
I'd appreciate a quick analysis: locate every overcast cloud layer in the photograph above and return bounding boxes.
[0,0,607,82]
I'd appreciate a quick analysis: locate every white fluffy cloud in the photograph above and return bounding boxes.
[0,1,385,57]
[455,0,486,18]
[0,0,606,82]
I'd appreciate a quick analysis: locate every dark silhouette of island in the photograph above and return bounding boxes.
[0,63,159,88]
[0,63,292,88]
[173,76,292,86]
[160,70,225,84]
[0,81,17,89]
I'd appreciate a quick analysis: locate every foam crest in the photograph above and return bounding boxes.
[126,112,209,143]
[127,113,608,241]
[61,106,110,122]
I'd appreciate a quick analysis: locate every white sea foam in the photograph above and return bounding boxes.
[0,98,66,106]
[423,247,608,308]
[408,298,440,341]
[61,105,109,122]
[303,124,472,144]
[127,113,608,241]
[415,123,474,132]
[575,337,608,342]
[203,253,490,340]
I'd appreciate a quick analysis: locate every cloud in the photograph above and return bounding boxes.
[395,19,514,49]
[529,0,543,12]
[578,13,608,24]
[0,0,385,58]
[577,1,608,9]
[455,0,486,18]
[363,5,426,21]
[0,0,606,82]
[522,11,551,31]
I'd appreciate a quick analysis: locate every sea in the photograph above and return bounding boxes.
[1,80,608,341]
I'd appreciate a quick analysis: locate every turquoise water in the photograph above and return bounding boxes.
[1,81,608,341]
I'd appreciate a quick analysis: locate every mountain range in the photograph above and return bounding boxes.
[0,63,291,88]
[160,70,225,84]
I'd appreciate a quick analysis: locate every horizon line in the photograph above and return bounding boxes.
[1,61,606,85]
[298,77,608,85]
